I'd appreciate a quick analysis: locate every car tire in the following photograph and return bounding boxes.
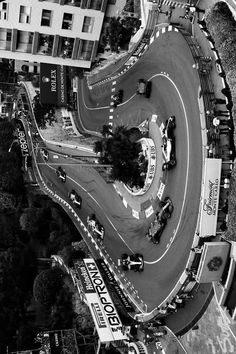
[166,212,171,219]
[162,163,169,171]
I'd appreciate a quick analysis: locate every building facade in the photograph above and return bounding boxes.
[0,0,108,68]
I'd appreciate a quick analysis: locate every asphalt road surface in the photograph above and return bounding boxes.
[36,28,203,312]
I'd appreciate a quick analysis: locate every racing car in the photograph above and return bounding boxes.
[112,89,123,108]
[56,166,66,183]
[87,214,105,240]
[68,189,82,208]
[40,148,49,161]
[118,253,144,272]
[161,116,176,171]
[146,197,173,244]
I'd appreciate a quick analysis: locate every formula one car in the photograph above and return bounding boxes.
[112,89,123,108]
[68,189,82,208]
[56,166,66,183]
[137,79,152,98]
[87,214,105,240]
[40,148,49,161]
[118,253,144,272]
[146,197,173,244]
[161,116,176,171]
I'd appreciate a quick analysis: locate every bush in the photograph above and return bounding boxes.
[33,267,64,306]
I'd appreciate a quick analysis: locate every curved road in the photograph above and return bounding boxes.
[37,28,203,312]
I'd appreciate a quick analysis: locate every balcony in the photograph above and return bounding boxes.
[58,36,74,59]
[37,34,54,56]
[16,30,33,53]
[0,28,12,51]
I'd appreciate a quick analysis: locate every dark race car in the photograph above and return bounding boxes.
[56,166,66,183]
[161,116,176,171]
[68,189,82,208]
[87,214,105,240]
[146,197,173,244]
[118,253,144,272]
[112,89,123,108]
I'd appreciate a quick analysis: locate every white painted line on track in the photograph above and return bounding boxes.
[144,73,190,265]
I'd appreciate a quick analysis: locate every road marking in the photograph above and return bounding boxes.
[45,164,133,252]
[144,73,190,265]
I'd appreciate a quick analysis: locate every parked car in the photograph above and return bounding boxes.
[68,189,82,208]
[137,79,152,98]
[146,197,173,244]
[40,148,49,161]
[56,166,66,183]
[161,116,176,170]
[87,214,105,240]
[118,253,144,272]
[112,89,123,108]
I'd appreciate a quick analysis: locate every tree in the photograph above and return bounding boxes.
[0,119,14,150]
[0,152,24,194]
[33,267,64,307]
[58,245,85,267]
[94,125,144,187]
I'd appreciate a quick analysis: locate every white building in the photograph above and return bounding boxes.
[0,0,108,68]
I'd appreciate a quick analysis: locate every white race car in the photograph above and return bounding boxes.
[56,166,66,183]
[87,214,105,240]
[68,189,82,208]
[118,253,144,272]
[161,116,176,171]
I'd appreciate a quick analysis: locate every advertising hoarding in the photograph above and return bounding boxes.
[96,259,135,312]
[74,260,121,343]
[83,259,127,341]
[196,242,230,283]
[199,158,222,237]
[15,119,30,157]
[40,63,67,106]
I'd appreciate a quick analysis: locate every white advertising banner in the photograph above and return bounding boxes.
[83,258,127,341]
[86,293,115,342]
[199,158,222,237]
[74,260,114,342]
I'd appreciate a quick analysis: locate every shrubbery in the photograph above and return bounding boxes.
[205,2,236,120]
[205,2,236,241]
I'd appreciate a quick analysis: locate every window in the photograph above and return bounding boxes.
[0,2,8,20]
[6,30,11,41]
[80,40,93,60]
[62,13,73,30]
[41,9,52,27]
[82,16,94,33]
[19,6,31,24]
[2,3,7,10]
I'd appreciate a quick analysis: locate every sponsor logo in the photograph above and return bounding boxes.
[91,303,107,328]
[74,261,95,293]
[203,179,219,216]
[85,261,122,332]
[17,127,29,156]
